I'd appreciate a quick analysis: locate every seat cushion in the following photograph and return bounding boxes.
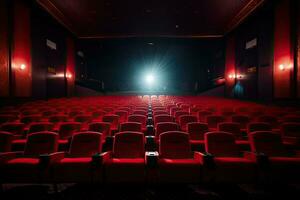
[211,157,257,183]
[105,158,145,183]
[158,158,202,183]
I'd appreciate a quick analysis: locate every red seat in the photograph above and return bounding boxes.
[174,111,189,123]
[187,122,209,149]
[204,131,257,183]
[158,131,202,183]
[0,131,14,152]
[132,110,147,116]
[88,122,111,139]
[52,132,104,183]
[0,122,25,138]
[232,115,251,129]
[198,111,213,122]
[102,114,120,134]
[247,122,271,135]
[0,115,18,124]
[0,131,59,183]
[155,122,178,141]
[206,115,226,129]
[218,122,243,139]
[154,115,174,126]
[20,115,42,126]
[28,122,54,134]
[257,115,279,128]
[120,122,142,132]
[179,115,198,132]
[128,115,147,131]
[280,123,300,147]
[249,131,300,183]
[115,110,128,123]
[104,131,146,183]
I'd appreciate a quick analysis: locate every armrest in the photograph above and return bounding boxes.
[244,151,269,168]
[194,152,215,168]
[92,151,111,164]
[39,152,65,166]
[145,151,159,168]
[0,151,23,164]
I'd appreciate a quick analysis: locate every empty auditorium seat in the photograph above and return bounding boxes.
[28,122,54,134]
[218,122,243,139]
[120,122,142,132]
[104,131,146,183]
[132,110,147,116]
[179,115,198,132]
[249,131,300,183]
[280,123,300,148]
[102,114,120,134]
[0,132,59,183]
[174,111,190,122]
[158,131,203,183]
[115,110,128,123]
[232,115,251,129]
[0,115,18,124]
[52,132,104,183]
[247,122,271,134]
[257,115,279,129]
[0,122,25,138]
[88,122,111,140]
[198,111,213,122]
[128,115,147,130]
[204,131,257,183]
[206,115,226,129]
[154,114,174,126]
[0,131,14,152]
[155,122,179,141]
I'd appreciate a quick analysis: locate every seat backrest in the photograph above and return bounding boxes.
[120,122,142,132]
[218,122,241,138]
[20,115,42,124]
[115,110,128,122]
[113,131,145,158]
[159,131,192,159]
[154,114,174,125]
[74,115,92,123]
[88,122,111,137]
[0,114,18,124]
[156,122,178,138]
[206,115,226,128]
[249,131,287,156]
[128,115,147,127]
[102,114,120,128]
[187,122,209,140]
[48,115,68,123]
[205,131,240,157]
[170,107,182,116]
[174,111,190,122]
[179,115,198,130]
[69,132,103,157]
[232,115,250,129]
[257,115,278,127]
[280,122,300,138]
[0,122,25,135]
[28,122,54,134]
[0,131,14,152]
[282,115,300,123]
[198,111,213,122]
[24,131,59,157]
[58,122,82,139]
[132,110,147,116]
[247,122,271,133]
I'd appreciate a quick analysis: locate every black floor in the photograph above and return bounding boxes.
[1,183,300,200]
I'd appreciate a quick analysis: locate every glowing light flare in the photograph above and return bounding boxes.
[20,64,26,70]
[145,74,155,85]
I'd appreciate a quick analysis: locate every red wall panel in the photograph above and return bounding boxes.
[273,0,293,98]
[0,1,9,97]
[12,0,32,97]
[66,37,75,96]
[225,35,236,97]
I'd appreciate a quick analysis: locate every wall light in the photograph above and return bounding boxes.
[279,63,293,71]
[279,64,285,71]
[66,73,72,79]
[237,74,244,79]
[20,64,26,70]
[228,74,236,79]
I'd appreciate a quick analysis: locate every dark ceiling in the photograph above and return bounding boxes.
[37,0,265,38]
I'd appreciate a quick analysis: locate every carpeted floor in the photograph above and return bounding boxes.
[1,184,300,200]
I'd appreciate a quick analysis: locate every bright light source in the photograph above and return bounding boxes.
[20,64,26,70]
[279,64,285,71]
[145,74,154,85]
[66,73,72,79]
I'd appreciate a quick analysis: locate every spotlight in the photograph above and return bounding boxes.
[145,74,154,85]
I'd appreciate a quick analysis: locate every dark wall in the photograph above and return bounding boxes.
[225,1,274,101]
[76,38,224,92]
[0,0,76,100]
[31,2,74,99]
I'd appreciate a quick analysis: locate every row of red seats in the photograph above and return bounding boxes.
[1,130,299,184]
